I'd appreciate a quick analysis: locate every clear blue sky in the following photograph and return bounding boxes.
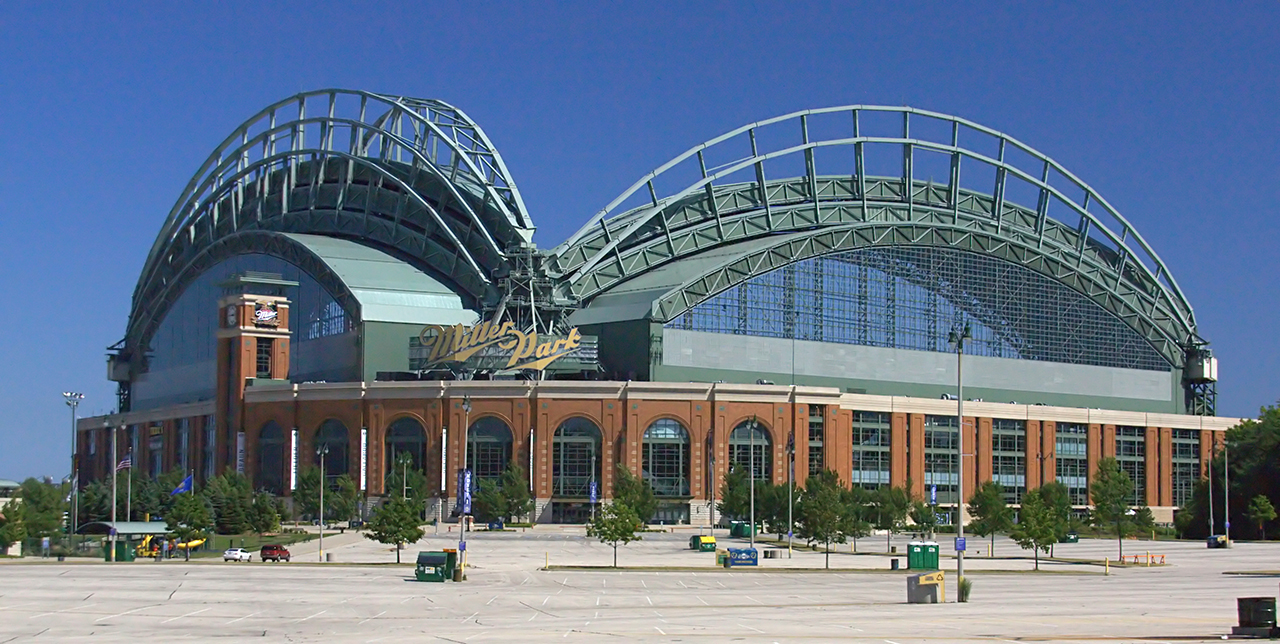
[2,2,1277,480]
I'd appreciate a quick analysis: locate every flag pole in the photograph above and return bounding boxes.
[126,453,132,522]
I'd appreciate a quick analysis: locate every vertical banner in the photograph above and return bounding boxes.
[528,428,535,491]
[235,432,246,474]
[290,428,299,490]
[440,427,448,493]
[360,427,368,491]
[462,469,473,514]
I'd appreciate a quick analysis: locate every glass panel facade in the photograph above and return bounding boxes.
[315,419,350,482]
[467,417,513,483]
[132,253,359,411]
[257,421,286,495]
[729,421,772,481]
[808,405,825,476]
[1171,429,1200,508]
[1055,423,1088,505]
[1115,426,1146,506]
[924,415,958,505]
[202,415,216,482]
[553,418,602,497]
[667,246,1171,372]
[642,419,690,497]
[177,418,189,474]
[991,419,1026,504]
[385,417,427,474]
[851,411,891,489]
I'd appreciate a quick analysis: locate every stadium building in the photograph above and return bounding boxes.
[77,90,1235,524]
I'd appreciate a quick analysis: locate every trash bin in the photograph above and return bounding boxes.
[487,519,505,531]
[1059,532,1079,544]
[415,552,450,582]
[105,541,135,562]
[1238,597,1277,628]
[907,571,945,604]
[716,549,728,566]
[690,535,716,552]
[907,541,924,569]
[923,542,940,569]
[729,521,757,539]
[726,547,758,567]
[1208,535,1228,549]
[442,549,458,577]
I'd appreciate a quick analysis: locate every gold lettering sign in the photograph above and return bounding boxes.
[417,320,582,371]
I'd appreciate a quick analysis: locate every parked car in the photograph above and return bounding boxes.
[223,548,252,562]
[260,544,291,562]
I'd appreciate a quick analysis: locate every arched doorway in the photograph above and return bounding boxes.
[314,419,350,482]
[643,419,691,524]
[385,416,427,475]
[257,421,286,495]
[729,419,772,480]
[467,417,512,483]
[551,418,602,523]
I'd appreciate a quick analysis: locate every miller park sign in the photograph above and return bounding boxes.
[410,318,594,372]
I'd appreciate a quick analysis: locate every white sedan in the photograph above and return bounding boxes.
[223,548,252,562]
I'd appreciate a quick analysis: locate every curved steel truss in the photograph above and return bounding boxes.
[127,89,535,360]
[551,105,1199,368]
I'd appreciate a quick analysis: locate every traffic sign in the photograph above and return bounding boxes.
[954,537,966,552]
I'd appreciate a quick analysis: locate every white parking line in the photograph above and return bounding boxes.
[357,610,386,625]
[225,610,262,624]
[29,604,98,619]
[161,607,211,623]
[655,627,666,635]
[291,609,326,623]
[96,605,153,622]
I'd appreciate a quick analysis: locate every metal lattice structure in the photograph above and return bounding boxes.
[668,246,1171,371]
[124,89,536,378]
[551,106,1201,373]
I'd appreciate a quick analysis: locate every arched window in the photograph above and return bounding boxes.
[467,417,513,482]
[257,421,286,495]
[385,417,427,475]
[553,418,602,497]
[642,419,690,497]
[729,419,772,480]
[314,419,350,482]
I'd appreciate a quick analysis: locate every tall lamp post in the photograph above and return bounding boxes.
[459,396,472,577]
[948,322,971,591]
[749,416,756,550]
[108,418,118,562]
[63,392,84,544]
[317,443,329,562]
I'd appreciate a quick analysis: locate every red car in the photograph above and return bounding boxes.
[260,544,291,562]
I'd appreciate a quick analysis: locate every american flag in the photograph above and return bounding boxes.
[115,453,132,472]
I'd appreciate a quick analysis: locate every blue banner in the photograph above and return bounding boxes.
[461,469,473,514]
[589,480,598,504]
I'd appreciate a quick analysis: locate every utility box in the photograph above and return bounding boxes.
[415,551,451,582]
[907,571,945,604]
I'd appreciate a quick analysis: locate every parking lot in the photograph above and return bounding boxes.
[1,530,1277,642]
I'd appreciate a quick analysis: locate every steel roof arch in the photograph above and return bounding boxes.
[552,105,1197,348]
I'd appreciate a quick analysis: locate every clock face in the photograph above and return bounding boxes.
[226,305,237,327]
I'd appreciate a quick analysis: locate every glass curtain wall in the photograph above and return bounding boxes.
[315,419,350,482]
[851,411,891,489]
[642,419,690,497]
[1171,430,1201,508]
[1055,423,1089,505]
[729,420,772,481]
[385,417,427,475]
[257,421,285,494]
[1115,427,1146,506]
[467,417,513,484]
[923,415,959,505]
[991,419,1026,504]
[553,418,602,497]
[808,405,825,475]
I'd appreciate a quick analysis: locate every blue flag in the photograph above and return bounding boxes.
[170,474,193,496]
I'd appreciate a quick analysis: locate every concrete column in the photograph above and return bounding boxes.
[908,414,925,498]
[962,415,978,501]
[1025,420,1042,490]
[890,412,908,488]
[1158,427,1173,507]
[977,417,993,486]
[1145,426,1160,507]
[1040,421,1056,484]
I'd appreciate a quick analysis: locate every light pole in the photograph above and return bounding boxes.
[109,418,118,562]
[709,453,716,532]
[1224,438,1231,544]
[749,415,756,550]
[317,443,329,562]
[459,396,471,577]
[948,322,971,592]
[787,430,794,558]
[63,392,83,545]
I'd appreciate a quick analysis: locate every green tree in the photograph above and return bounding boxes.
[967,481,1012,556]
[910,501,938,539]
[756,482,790,540]
[1248,495,1277,540]
[844,486,875,552]
[1177,406,1280,540]
[248,492,281,535]
[872,485,912,551]
[470,479,505,523]
[1036,481,1074,556]
[613,465,657,525]
[328,474,360,524]
[18,478,67,545]
[364,496,424,563]
[295,467,322,521]
[166,491,213,562]
[385,453,432,519]
[717,464,750,521]
[587,502,643,567]
[204,472,252,534]
[795,470,854,568]
[0,502,26,554]
[1090,457,1136,560]
[499,463,533,521]
[1010,489,1058,570]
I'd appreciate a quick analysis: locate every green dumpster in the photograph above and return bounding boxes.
[415,552,450,582]
[104,540,135,562]
[729,521,758,538]
[690,535,717,552]
[907,541,924,569]
[442,549,458,578]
